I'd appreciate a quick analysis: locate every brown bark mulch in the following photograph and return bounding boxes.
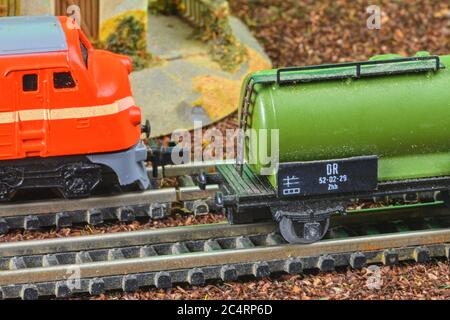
[230,0,450,68]
[90,262,450,300]
[0,213,226,243]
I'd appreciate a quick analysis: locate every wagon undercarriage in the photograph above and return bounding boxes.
[216,164,450,244]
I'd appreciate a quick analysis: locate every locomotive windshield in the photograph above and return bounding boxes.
[80,38,89,68]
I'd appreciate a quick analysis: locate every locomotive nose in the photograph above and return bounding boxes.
[119,55,133,74]
[129,106,142,127]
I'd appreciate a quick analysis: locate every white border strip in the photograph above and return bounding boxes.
[0,97,135,124]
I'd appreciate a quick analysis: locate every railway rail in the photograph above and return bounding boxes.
[0,160,234,234]
[1,203,450,299]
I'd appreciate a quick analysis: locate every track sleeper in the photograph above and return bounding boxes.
[76,251,93,264]
[0,218,8,234]
[140,245,158,258]
[108,249,125,261]
[155,272,172,289]
[89,278,105,296]
[235,236,255,249]
[349,252,367,269]
[42,254,60,267]
[55,281,72,298]
[24,215,40,230]
[445,245,450,260]
[265,233,284,246]
[190,200,209,216]
[148,203,170,220]
[171,242,189,255]
[204,239,221,252]
[317,255,335,272]
[284,258,303,274]
[188,268,205,286]
[252,262,270,278]
[9,257,27,270]
[21,285,39,301]
[122,275,139,293]
[55,212,72,228]
[115,207,135,222]
[382,250,399,266]
[220,265,238,282]
[86,209,103,226]
[414,247,430,263]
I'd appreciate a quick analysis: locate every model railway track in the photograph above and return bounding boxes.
[1,203,450,300]
[0,160,235,234]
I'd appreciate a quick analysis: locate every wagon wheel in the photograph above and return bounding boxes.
[441,190,450,209]
[279,216,330,244]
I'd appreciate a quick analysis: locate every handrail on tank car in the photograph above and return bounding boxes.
[276,56,444,85]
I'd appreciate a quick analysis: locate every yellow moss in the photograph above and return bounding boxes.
[186,54,224,72]
[192,76,240,120]
[99,9,147,43]
[192,48,272,120]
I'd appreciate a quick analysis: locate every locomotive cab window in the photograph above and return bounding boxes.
[53,72,76,89]
[23,74,38,92]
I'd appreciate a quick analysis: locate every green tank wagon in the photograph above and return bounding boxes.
[216,53,450,244]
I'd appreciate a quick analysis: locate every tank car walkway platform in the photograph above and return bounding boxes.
[217,164,275,199]
[130,13,271,137]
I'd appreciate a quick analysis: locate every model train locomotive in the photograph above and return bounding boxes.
[0,16,163,200]
[0,15,449,244]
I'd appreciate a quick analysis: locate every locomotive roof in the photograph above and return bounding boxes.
[0,16,68,56]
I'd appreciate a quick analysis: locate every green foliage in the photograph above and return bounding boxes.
[149,0,247,71]
[99,16,152,71]
[198,1,247,71]
[148,0,181,15]
[209,36,247,72]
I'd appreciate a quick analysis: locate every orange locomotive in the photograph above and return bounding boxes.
[0,16,151,200]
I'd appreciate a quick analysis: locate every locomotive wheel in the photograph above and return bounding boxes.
[442,190,450,209]
[61,164,101,199]
[279,217,330,244]
[0,184,14,202]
